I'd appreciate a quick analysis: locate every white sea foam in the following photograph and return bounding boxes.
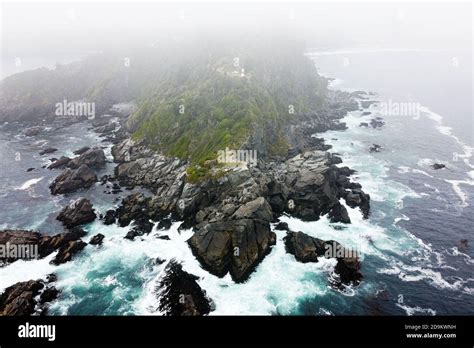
[395,302,436,316]
[14,177,44,190]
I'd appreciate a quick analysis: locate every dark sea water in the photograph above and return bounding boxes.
[0,48,472,315]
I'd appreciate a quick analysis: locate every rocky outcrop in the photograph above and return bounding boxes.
[284,231,362,285]
[328,202,351,224]
[0,277,59,316]
[56,198,96,227]
[188,218,276,282]
[67,147,106,169]
[156,260,214,316]
[0,228,87,266]
[50,164,97,195]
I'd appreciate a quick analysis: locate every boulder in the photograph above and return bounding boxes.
[102,209,116,225]
[284,231,326,263]
[73,146,90,155]
[56,198,96,227]
[49,164,97,195]
[432,163,446,170]
[67,147,106,169]
[51,240,87,265]
[48,156,71,169]
[39,147,57,156]
[89,233,105,245]
[188,218,276,282]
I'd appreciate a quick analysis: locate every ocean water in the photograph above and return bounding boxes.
[0,48,473,315]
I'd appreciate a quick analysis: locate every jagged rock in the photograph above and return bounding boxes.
[39,147,57,156]
[0,278,59,316]
[49,164,97,195]
[124,217,154,240]
[156,260,214,316]
[48,156,71,169]
[344,189,370,219]
[231,197,273,222]
[89,233,105,245]
[0,229,87,266]
[188,218,276,282]
[102,209,116,225]
[334,257,363,285]
[328,202,351,224]
[67,147,106,169]
[56,198,96,227]
[51,240,87,265]
[73,146,90,155]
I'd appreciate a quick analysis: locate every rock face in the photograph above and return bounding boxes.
[0,278,59,316]
[50,164,97,195]
[188,218,276,282]
[67,147,106,169]
[284,231,362,286]
[0,228,87,266]
[156,260,214,316]
[56,198,96,227]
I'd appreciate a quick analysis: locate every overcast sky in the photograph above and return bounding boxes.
[1,1,472,78]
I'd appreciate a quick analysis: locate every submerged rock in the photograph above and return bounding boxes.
[432,163,446,170]
[156,260,214,316]
[39,147,57,156]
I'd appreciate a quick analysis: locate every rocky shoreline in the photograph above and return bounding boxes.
[0,89,372,315]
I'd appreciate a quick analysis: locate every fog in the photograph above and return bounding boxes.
[0,1,472,78]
